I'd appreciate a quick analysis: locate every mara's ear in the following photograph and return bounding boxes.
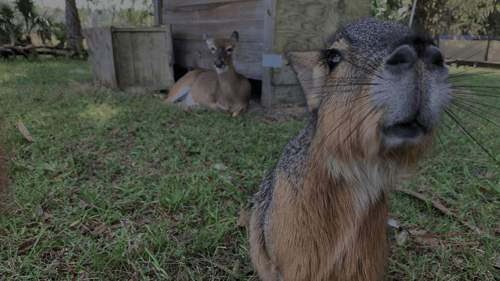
[230,31,239,43]
[204,33,212,48]
[287,51,325,111]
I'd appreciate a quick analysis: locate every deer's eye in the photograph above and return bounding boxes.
[226,48,233,52]
[211,47,216,51]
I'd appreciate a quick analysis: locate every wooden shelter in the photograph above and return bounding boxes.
[154,0,370,106]
[84,26,175,91]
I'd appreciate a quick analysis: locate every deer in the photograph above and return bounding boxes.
[164,31,251,118]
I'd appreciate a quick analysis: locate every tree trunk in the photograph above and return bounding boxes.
[65,0,83,53]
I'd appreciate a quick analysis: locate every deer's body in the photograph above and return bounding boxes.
[249,19,451,280]
[164,31,251,117]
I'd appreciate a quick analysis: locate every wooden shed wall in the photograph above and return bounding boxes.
[262,0,371,106]
[156,0,371,106]
[159,0,265,80]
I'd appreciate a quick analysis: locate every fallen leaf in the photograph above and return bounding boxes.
[396,230,408,246]
[420,237,440,247]
[168,220,182,229]
[133,218,151,228]
[78,200,87,209]
[44,167,57,173]
[493,257,500,269]
[387,217,400,229]
[35,204,43,217]
[61,162,69,171]
[15,237,37,255]
[175,231,194,243]
[93,225,109,235]
[213,163,228,171]
[409,229,428,236]
[174,213,183,221]
[18,120,35,142]
[122,238,144,257]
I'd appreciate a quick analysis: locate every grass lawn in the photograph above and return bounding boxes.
[0,58,499,280]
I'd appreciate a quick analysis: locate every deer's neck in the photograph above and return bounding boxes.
[216,64,237,81]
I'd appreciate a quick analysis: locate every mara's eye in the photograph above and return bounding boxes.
[227,48,233,52]
[323,49,342,75]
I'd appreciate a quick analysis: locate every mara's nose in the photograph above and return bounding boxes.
[384,45,418,73]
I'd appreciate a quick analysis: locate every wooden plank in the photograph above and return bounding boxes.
[112,27,167,33]
[112,31,136,88]
[131,32,154,87]
[163,0,257,7]
[147,26,175,89]
[161,0,265,24]
[171,21,264,42]
[267,84,306,106]
[173,39,263,80]
[261,0,275,107]
[161,25,175,89]
[83,27,117,88]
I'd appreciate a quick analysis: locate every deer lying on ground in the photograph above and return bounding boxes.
[164,31,251,118]
[248,18,452,280]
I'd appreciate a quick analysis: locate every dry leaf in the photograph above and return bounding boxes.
[18,120,35,142]
[61,162,69,171]
[174,213,183,221]
[420,237,440,247]
[78,200,88,209]
[493,257,500,269]
[168,220,182,229]
[44,167,57,173]
[409,229,428,236]
[133,218,151,228]
[396,230,409,246]
[213,163,228,171]
[35,204,43,217]
[93,225,109,235]
[387,217,400,229]
[16,237,37,255]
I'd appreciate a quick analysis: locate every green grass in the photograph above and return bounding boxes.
[0,58,499,280]
[0,57,303,280]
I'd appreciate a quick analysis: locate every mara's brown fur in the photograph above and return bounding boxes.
[249,19,451,280]
[164,31,251,117]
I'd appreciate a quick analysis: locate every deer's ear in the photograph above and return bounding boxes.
[230,31,239,43]
[204,33,212,48]
[287,51,326,111]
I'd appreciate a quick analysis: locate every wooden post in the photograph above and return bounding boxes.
[261,0,276,107]
[484,35,491,62]
[154,0,162,26]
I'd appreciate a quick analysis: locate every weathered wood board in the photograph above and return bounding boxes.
[83,27,117,88]
[163,0,256,6]
[84,26,175,91]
